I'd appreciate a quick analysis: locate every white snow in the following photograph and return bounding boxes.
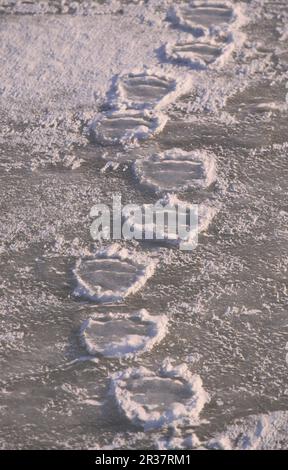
[0,0,253,154]
[0,5,181,115]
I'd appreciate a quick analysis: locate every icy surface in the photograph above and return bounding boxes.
[1,0,288,452]
[110,359,209,430]
[80,309,168,358]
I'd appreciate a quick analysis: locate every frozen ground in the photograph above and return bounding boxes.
[0,0,288,450]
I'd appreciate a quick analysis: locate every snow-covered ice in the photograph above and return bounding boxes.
[1,0,286,452]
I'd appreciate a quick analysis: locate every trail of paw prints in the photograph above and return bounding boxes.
[89,69,191,147]
[166,1,246,70]
[72,1,250,446]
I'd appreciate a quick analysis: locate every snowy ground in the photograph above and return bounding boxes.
[0,0,288,449]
